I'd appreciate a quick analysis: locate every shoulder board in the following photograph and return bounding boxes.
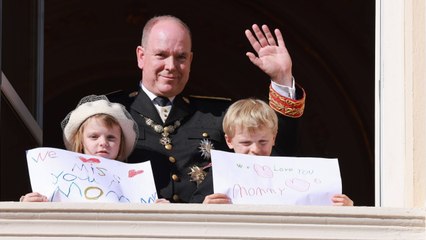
[188,95,232,102]
[105,89,138,108]
[186,95,232,112]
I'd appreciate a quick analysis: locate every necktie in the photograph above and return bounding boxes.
[153,96,170,107]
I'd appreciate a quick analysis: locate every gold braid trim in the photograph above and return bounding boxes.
[269,84,306,118]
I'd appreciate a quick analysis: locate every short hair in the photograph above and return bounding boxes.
[71,114,126,161]
[223,98,278,138]
[141,15,192,48]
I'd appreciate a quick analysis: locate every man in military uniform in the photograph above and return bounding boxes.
[120,15,305,203]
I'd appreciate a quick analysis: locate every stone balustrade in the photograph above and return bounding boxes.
[0,202,424,239]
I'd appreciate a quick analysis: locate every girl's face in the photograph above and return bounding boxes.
[225,125,276,156]
[81,117,121,159]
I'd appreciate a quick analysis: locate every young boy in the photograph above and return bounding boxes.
[202,98,353,206]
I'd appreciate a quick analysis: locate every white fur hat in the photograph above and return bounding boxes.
[61,95,138,160]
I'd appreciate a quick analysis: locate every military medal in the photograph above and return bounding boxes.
[188,163,212,185]
[198,139,214,159]
[188,139,215,185]
[142,115,180,150]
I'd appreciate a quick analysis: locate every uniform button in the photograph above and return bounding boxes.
[172,194,179,202]
[169,156,176,163]
[172,174,180,181]
[165,144,172,150]
[202,132,209,138]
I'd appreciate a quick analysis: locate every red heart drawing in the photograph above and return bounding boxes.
[128,169,144,178]
[79,156,101,163]
[253,164,273,178]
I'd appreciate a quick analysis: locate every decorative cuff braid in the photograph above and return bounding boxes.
[269,84,305,118]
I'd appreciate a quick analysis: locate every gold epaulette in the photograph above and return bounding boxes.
[269,84,305,118]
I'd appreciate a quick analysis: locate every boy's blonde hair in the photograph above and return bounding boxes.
[223,98,278,137]
[71,114,126,160]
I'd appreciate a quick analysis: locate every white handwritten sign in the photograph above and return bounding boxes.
[26,147,158,203]
[211,150,341,205]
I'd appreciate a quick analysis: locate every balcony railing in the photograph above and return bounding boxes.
[0,202,424,239]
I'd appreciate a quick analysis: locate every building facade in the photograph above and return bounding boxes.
[1,0,426,238]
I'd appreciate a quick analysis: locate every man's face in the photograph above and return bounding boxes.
[225,125,276,156]
[136,20,193,97]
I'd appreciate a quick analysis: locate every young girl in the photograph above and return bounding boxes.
[202,98,353,206]
[20,95,139,202]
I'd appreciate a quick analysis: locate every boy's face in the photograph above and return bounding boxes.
[225,125,276,156]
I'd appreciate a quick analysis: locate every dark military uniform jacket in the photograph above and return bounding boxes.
[115,86,304,203]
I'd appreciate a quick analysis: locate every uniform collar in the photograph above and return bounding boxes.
[131,88,193,126]
[140,82,175,103]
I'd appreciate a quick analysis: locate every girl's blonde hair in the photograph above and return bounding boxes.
[71,114,126,161]
[223,98,278,137]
